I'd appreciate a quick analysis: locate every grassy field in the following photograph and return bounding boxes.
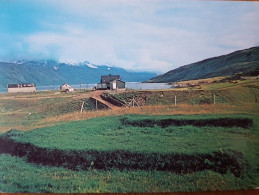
[0,78,258,192]
[0,154,256,193]
[112,79,259,106]
[0,78,258,132]
[0,114,258,192]
[0,90,98,132]
[2,115,254,153]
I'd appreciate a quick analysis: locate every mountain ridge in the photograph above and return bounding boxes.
[0,60,156,88]
[147,47,259,83]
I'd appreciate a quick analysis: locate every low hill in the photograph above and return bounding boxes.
[0,60,156,88]
[147,47,259,83]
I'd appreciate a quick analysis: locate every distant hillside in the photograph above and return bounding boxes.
[0,60,156,88]
[147,47,259,83]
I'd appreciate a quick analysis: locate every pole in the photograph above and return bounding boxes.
[96,99,98,110]
[80,101,85,113]
[174,95,177,106]
[214,94,216,104]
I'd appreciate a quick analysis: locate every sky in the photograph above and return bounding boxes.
[0,0,258,73]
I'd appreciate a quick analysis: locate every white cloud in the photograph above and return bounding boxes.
[1,0,258,73]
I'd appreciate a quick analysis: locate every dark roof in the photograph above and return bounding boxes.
[61,83,71,86]
[101,74,121,83]
[110,79,125,84]
[8,83,36,88]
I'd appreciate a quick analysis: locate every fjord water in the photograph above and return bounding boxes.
[0,82,172,93]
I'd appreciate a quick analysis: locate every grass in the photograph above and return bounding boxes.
[1,154,255,193]
[113,82,259,106]
[4,114,255,154]
[0,90,98,132]
[0,114,258,192]
[0,79,258,132]
[0,79,258,192]
[39,102,258,128]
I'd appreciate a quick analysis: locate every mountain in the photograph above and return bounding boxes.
[147,47,259,83]
[0,60,156,88]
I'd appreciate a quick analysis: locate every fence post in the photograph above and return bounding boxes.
[174,95,177,106]
[80,101,85,113]
[96,99,98,110]
[214,94,216,104]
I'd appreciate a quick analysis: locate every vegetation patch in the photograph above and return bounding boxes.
[0,133,247,177]
[1,154,254,193]
[101,93,126,107]
[120,117,253,129]
[89,97,109,110]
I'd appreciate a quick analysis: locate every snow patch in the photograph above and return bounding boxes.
[87,63,98,69]
[58,59,80,65]
[53,66,59,70]
[58,59,98,69]
[15,60,26,65]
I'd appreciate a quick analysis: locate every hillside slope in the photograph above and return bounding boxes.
[0,60,156,88]
[147,47,259,83]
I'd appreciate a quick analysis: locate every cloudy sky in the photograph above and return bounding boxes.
[0,0,258,73]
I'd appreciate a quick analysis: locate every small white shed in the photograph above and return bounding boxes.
[60,84,74,92]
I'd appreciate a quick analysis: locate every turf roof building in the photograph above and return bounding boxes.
[7,83,36,93]
[97,74,125,90]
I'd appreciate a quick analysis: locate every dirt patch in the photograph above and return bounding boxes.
[120,117,253,129]
[0,133,247,177]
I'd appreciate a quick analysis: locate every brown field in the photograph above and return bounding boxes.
[40,103,257,126]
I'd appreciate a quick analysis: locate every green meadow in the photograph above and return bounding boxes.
[0,79,258,192]
[0,114,258,192]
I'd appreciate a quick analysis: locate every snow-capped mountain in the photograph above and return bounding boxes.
[0,59,156,88]
[85,62,98,69]
[57,60,97,69]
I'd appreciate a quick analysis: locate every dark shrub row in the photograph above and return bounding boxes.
[120,117,253,129]
[0,135,247,177]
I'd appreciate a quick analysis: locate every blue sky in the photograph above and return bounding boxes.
[0,0,258,73]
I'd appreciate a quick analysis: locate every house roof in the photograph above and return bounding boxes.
[101,74,121,83]
[8,83,36,88]
[110,79,125,83]
[61,83,72,87]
